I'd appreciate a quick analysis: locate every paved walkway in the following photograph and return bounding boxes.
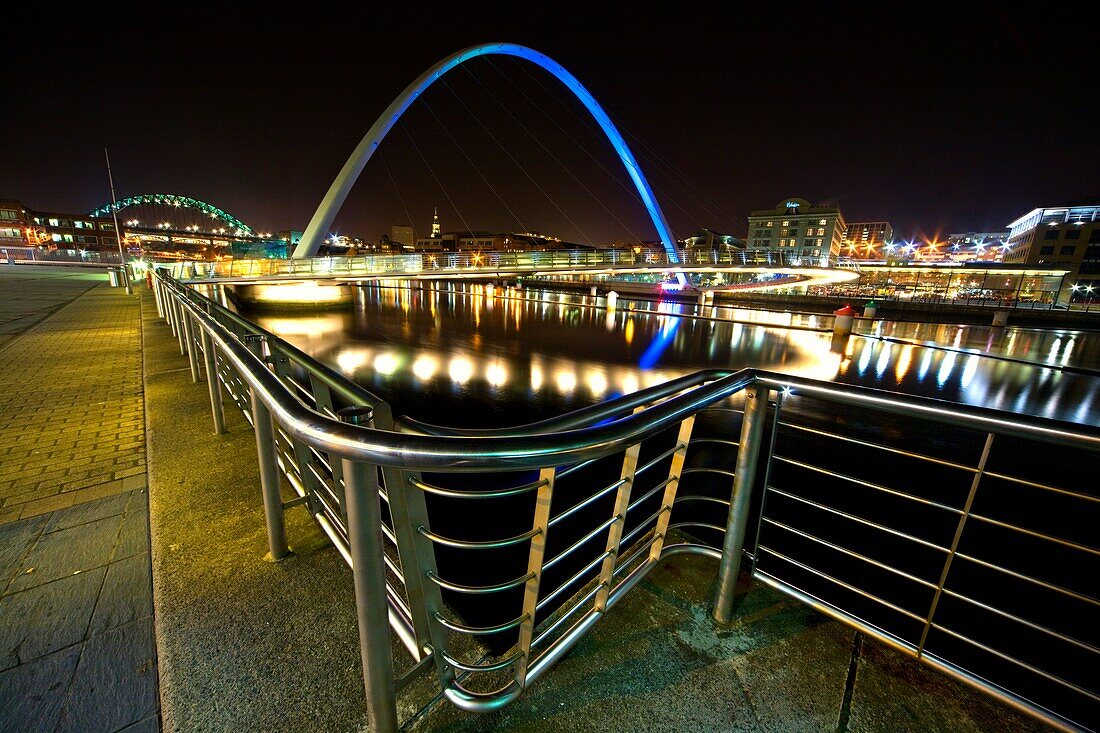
[0,265,158,732]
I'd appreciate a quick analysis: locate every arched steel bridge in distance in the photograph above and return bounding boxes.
[89,194,256,236]
[292,42,689,286]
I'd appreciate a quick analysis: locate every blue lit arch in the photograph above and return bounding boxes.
[89,194,255,236]
[293,42,685,283]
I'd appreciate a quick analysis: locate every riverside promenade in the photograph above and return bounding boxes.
[0,265,1056,732]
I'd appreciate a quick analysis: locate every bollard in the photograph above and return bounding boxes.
[485,282,494,297]
[993,310,1008,327]
[833,304,856,336]
[863,300,878,319]
[606,290,619,309]
[338,406,399,733]
[590,285,598,296]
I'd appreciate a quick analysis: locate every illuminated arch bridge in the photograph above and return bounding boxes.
[89,194,255,236]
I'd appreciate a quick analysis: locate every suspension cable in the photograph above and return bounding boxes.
[417,94,528,233]
[512,58,741,235]
[441,71,593,246]
[479,57,644,245]
[397,118,477,239]
[377,148,418,240]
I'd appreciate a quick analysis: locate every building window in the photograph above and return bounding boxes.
[48,218,60,226]
[766,221,773,227]
[1065,229,1080,240]
[0,227,20,238]
[1060,246,1076,255]
[1039,245,1055,255]
[817,228,825,236]
[782,220,789,227]
[819,219,827,226]
[1044,230,1059,240]
[0,210,16,220]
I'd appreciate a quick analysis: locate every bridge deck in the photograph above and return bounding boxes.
[0,265,1054,732]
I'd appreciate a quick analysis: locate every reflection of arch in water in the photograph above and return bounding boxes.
[293,42,686,284]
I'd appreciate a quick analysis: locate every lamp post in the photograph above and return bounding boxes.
[103,147,132,294]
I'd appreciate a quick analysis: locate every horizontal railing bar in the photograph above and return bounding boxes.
[758,545,928,623]
[774,455,964,514]
[434,611,529,635]
[548,479,626,528]
[440,648,524,674]
[766,487,951,553]
[684,438,739,448]
[418,525,541,550]
[930,624,1100,703]
[408,475,549,499]
[981,470,1100,504]
[617,506,671,550]
[635,443,685,477]
[425,571,534,595]
[777,420,979,473]
[756,373,1100,454]
[939,588,1100,655]
[967,514,1100,558]
[672,495,730,509]
[536,551,613,612]
[530,583,605,650]
[953,552,1100,608]
[666,521,727,535]
[625,476,676,514]
[611,533,663,577]
[762,517,939,589]
[555,458,599,479]
[679,467,736,479]
[542,516,621,571]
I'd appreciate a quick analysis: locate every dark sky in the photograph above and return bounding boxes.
[3,3,1097,246]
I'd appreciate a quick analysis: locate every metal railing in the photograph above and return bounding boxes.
[151,269,1100,732]
[167,248,837,282]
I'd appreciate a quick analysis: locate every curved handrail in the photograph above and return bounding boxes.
[292,43,687,284]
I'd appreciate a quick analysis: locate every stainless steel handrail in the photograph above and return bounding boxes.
[152,270,1100,733]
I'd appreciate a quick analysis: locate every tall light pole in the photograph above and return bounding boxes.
[103,147,132,294]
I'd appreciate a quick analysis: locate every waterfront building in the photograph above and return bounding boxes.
[1003,199,1100,303]
[945,231,1009,263]
[0,198,119,249]
[810,263,1068,305]
[747,197,845,263]
[840,221,894,260]
[680,228,744,251]
[389,225,415,250]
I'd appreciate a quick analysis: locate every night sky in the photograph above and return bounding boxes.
[4,4,1097,246]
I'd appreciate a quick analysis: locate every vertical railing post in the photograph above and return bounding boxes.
[713,386,769,623]
[250,391,291,562]
[338,406,398,733]
[173,297,187,355]
[200,327,225,434]
[515,468,556,685]
[182,311,201,383]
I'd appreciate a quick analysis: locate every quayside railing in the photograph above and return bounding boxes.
[151,270,1100,733]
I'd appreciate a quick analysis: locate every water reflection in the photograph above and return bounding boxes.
[246,281,1100,428]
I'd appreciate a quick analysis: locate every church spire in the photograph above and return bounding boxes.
[431,207,441,238]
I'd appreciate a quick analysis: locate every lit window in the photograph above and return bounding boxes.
[48,218,59,226]
[782,220,789,226]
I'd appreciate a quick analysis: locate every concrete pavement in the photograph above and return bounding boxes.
[0,265,158,732]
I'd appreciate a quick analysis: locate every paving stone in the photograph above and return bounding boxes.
[0,566,106,670]
[113,503,150,561]
[43,491,130,533]
[89,554,153,635]
[118,714,161,733]
[0,514,48,592]
[7,514,124,593]
[0,644,81,733]
[54,618,158,733]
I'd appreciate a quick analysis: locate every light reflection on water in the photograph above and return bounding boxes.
[247,282,1100,428]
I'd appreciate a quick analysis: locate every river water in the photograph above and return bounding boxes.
[245,281,1100,428]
